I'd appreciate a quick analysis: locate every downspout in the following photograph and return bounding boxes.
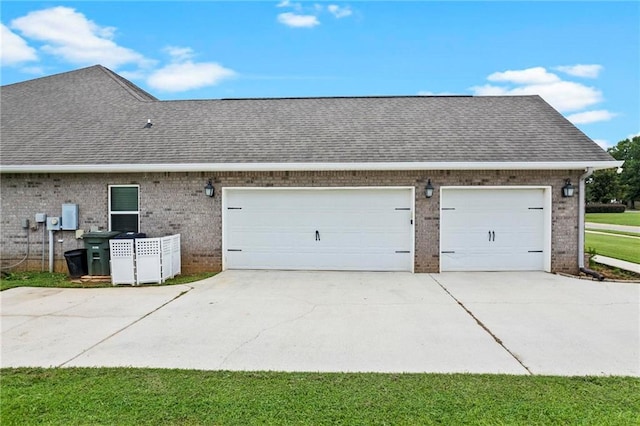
[578,167,604,280]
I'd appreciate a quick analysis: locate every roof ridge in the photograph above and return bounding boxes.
[96,66,158,102]
[220,95,474,101]
[1,65,103,88]
[164,95,543,102]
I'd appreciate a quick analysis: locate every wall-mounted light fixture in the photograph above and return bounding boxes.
[425,179,434,198]
[562,179,574,198]
[204,179,215,198]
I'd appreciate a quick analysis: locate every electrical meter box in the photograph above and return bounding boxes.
[61,204,79,230]
[46,216,61,231]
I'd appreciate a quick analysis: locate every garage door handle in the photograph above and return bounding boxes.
[492,231,495,241]
[315,230,320,241]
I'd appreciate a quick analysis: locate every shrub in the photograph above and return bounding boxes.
[585,203,626,213]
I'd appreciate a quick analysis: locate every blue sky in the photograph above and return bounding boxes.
[1,1,638,148]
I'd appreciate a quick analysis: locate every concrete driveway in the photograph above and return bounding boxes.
[1,271,638,376]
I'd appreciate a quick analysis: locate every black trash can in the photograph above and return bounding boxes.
[64,248,88,278]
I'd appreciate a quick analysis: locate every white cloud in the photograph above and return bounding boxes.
[277,12,320,28]
[147,62,235,92]
[471,66,605,113]
[417,91,460,96]
[276,2,352,27]
[468,84,509,96]
[555,64,602,78]
[472,66,620,130]
[10,6,151,69]
[328,5,352,18]
[276,1,302,11]
[566,110,617,124]
[487,67,560,85]
[164,46,195,62]
[0,23,38,65]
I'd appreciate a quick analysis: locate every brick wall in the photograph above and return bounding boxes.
[0,169,582,274]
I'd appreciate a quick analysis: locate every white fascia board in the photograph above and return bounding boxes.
[0,160,624,174]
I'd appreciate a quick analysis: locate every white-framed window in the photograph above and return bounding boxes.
[109,185,140,233]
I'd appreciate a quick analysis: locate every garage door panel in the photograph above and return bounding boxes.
[227,247,411,271]
[442,251,544,271]
[226,228,316,249]
[224,188,413,271]
[441,188,548,272]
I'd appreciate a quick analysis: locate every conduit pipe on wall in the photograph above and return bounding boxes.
[42,225,46,271]
[49,229,55,273]
[578,167,604,281]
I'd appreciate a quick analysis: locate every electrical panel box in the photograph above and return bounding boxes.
[61,204,79,230]
[35,213,47,223]
[46,216,61,231]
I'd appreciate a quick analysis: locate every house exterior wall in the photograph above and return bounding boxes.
[0,169,582,274]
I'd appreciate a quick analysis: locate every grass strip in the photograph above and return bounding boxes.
[586,212,640,227]
[0,271,216,291]
[1,368,639,425]
[585,233,640,264]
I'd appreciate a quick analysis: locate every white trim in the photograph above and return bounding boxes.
[439,186,552,272]
[0,160,624,174]
[578,168,595,268]
[221,186,415,272]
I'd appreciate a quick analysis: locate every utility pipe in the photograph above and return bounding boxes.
[49,229,55,273]
[578,167,604,281]
[42,224,46,271]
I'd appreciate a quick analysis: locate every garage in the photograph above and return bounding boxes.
[223,188,414,271]
[440,187,551,272]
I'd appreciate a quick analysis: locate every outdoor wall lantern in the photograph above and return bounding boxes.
[204,179,215,198]
[562,179,574,198]
[425,179,434,198]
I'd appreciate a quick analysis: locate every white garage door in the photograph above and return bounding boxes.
[223,188,414,271]
[440,188,550,271]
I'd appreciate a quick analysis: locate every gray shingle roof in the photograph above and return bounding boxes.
[1,65,615,169]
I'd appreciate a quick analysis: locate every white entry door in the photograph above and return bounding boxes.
[223,188,414,271]
[440,188,549,271]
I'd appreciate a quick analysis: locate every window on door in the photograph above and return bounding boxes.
[109,185,140,232]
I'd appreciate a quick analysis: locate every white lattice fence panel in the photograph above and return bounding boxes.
[171,234,181,277]
[109,239,135,285]
[135,238,162,285]
[161,236,173,282]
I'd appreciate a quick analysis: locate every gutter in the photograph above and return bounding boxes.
[578,167,605,281]
[0,160,624,174]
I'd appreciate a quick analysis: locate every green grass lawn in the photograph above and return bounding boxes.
[2,368,638,425]
[0,271,216,291]
[586,212,640,226]
[585,232,640,264]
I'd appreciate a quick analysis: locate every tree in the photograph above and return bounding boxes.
[586,168,621,203]
[608,136,640,207]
